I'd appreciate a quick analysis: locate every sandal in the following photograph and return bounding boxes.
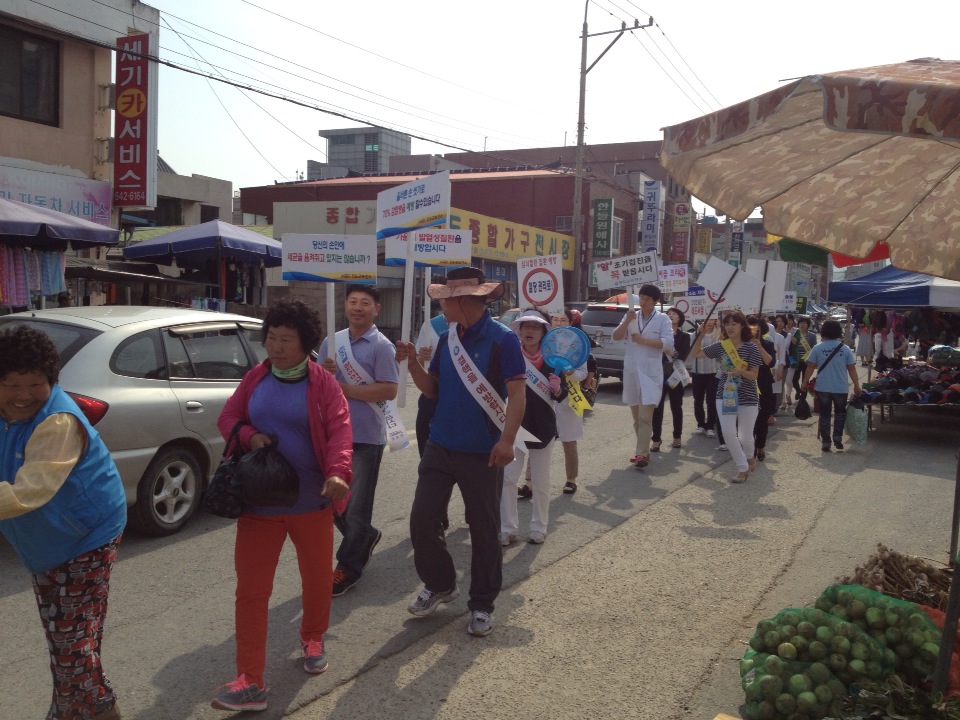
[517,485,532,499]
[562,481,578,494]
[650,441,661,452]
[630,454,649,468]
[747,458,758,474]
[671,439,682,449]
[732,470,749,483]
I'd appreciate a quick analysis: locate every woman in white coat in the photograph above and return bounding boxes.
[612,284,675,470]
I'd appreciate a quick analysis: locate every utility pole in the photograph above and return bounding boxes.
[571,6,653,300]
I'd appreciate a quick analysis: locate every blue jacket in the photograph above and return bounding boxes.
[0,386,126,573]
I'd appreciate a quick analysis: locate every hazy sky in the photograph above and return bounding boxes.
[136,0,959,210]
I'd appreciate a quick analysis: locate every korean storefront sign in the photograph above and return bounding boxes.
[113,33,157,209]
[640,180,663,254]
[448,209,574,271]
[591,198,613,258]
[657,264,689,295]
[0,166,112,226]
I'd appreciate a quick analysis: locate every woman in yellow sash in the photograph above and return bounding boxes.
[690,310,761,483]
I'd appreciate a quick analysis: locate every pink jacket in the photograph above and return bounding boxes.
[218,360,354,514]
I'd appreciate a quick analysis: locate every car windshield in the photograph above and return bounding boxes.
[0,318,102,366]
[580,306,625,327]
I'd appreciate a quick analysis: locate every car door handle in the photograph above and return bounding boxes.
[184,401,204,411]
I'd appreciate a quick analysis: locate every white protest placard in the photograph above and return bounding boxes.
[697,256,766,315]
[745,259,789,314]
[517,254,565,315]
[281,234,377,283]
[783,291,798,312]
[592,252,659,290]
[375,171,451,240]
[385,228,472,267]
[673,285,708,320]
[657,264,689,294]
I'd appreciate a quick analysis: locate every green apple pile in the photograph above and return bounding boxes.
[815,584,942,680]
[740,650,848,720]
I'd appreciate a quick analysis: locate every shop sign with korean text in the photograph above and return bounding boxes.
[375,171,450,240]
[281,234,377,283]
[641,181,663,256]
[592,252,659,290]
[517,254,565,315]
[592,198,613,258]
[113,33,157,209]
[385,229,472,267]
[449,208,574,271]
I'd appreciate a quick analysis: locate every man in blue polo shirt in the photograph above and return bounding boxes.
[396,267,525,637]
[319,284,399,596]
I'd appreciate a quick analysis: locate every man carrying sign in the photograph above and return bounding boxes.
[319,285,399,597]
[395,267,526,638]
[612,283,674,469]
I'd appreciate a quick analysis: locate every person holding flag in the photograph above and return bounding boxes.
[689,310,762,483]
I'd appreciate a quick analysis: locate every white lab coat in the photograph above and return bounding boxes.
[621,310,675,407]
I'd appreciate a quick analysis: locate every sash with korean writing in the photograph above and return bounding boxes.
[523,358,555,404]
[798,331,813,361]
[447,323,538,449]
[335,330,409,452]
[566,378,592,416]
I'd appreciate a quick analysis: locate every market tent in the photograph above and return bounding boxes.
[122,219,282,268]
[828,265,960,310]
[0,197,119,249]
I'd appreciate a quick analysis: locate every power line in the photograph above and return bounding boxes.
[652,21,724,109]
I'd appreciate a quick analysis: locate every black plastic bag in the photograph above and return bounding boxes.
[203,422,245,519]
[237,441,299,507]
[794,391,812,420]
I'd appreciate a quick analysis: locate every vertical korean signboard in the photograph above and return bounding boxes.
[591,199,613,258]
[641,181,663,256]
[671,201,691,264]
[113,33,158,209]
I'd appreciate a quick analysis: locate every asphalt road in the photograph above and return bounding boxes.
[2,368,956,720]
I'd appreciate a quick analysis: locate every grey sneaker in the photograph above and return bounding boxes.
[302,638,328,674]
[528,531,546,544]
[500,532,518,547]
[718,443,728,451]
[407,584,459,617]
[706,429,716,438]
[468,610,492,637]
[211,674,267,712]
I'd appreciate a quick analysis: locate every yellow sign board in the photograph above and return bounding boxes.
[449,207,575,271]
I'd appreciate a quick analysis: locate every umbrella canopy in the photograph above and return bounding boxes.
[0,197,119,249]
[828,264,960,309]
[122,219,282,268]
[661,58,960,280]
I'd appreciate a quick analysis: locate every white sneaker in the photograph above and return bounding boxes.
[693,427,705,435]
[706,429,716,438]
[528,531,546,544]
[718,444,728,451]
[500,532,518,547]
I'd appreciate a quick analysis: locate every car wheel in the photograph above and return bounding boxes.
[128,446,202,536]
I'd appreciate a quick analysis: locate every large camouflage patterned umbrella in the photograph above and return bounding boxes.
[661,58,960,280]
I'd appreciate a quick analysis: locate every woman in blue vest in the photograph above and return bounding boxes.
[0,325,126,720]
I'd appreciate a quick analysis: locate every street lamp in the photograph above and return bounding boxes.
[571,5,653,300]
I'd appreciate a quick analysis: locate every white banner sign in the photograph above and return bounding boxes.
[745,259,789,314]
[385,228,472,267]
[782,291,798,312]
[673,285,708,320]
[657,264,689,294]
[517,254,565,315]
[592,252,659,290]
[375,171,450,240]
[281,234,377,283]
[696,256,766,314]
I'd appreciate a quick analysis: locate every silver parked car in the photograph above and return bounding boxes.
[0,307,267,536]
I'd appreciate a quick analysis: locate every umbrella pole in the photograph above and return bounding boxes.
[932,457,960,695]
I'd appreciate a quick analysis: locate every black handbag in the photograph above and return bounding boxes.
[202,421,245,519]
[794,391,812,420]
[236,440,299,507]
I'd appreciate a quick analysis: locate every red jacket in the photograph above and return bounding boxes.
[218,359,354,514]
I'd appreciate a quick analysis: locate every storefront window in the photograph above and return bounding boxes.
[0,26,59,125]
